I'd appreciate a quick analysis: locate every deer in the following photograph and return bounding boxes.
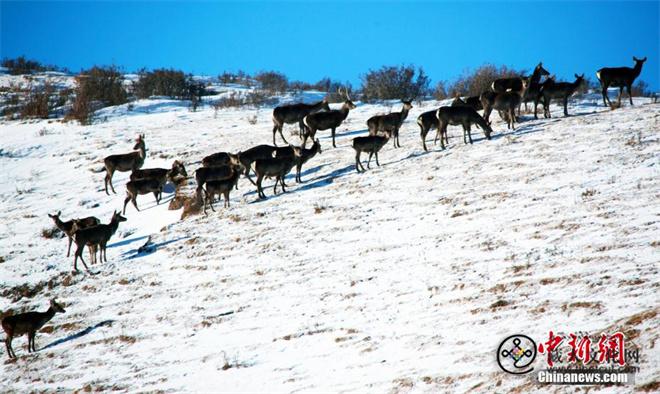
[202,152,240,168]
[366,100,413,148]
[202,170,241,214]
[274,139,322,183]
[103,134,146,195]
[123,178,164,214]
[540,74,585,118]
[596,56,647,107]
[72,211,127,272]
[492,76,525,94]
[253,147,302,199]
[352,130,392,173]
[194,164,243,200]
[417,109,441,152]
[47,211,100,258]
[451,95,483,112]
[130,160,187,184]
[481,79,528,130]
[435,107,493,149]
[2,299,66,359]
[272,98,330,145]
[237,145,280,185]
[521,62,551,117]
[302,88,356,148]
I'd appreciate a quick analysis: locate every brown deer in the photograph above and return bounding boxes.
[435,107,493,149]
[273,139,322,183]
[130,160,187,184]
[352,130,392,173]
[237,145,280,185]
[123,178,164,214]
[2,299,66,359]
[194,163,243,198]
[272,98,330,145]
[417,109,441,152]
[72,211,127,272]
[481,79,527,130]
[202,170,241,214]
[597,57,647,107]
[367,100,413,148]
[201,152,240,168]
[104,134,146,195]
[540,74,585,117]
[302,88,356,148]
[47,211,100,257]
[253,147,302,199]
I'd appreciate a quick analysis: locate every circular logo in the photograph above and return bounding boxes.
[497,334,537,374]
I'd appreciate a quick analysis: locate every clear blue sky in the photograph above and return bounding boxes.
[2,1,658,89]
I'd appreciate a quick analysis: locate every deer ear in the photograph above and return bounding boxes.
[57,210,61,216]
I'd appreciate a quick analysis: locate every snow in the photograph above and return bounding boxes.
[0,77,658,392]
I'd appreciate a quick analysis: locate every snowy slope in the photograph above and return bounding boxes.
[0,90,658,393]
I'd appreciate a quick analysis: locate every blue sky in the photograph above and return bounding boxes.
[2,1,658,89]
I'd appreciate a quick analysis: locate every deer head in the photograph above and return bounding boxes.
[50,299,66,313]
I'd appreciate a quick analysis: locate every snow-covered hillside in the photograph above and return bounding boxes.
[0,83,658,393]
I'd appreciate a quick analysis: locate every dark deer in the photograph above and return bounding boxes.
[123,179,164,214]
[104,134,146,195]
[130,160,187,184]
[540,74,585,118]
[272,98,330,145]
[202,170,241,214]
[352,130,392,173]
[435,107,493,149]
[481,80,527,130]
[596,56,647,107]
[237,145,279,185]
[521,62,551,117]
[72,211,126,272]
[253,148,302,199]
[2,299,66,359]
[47,211,100,257]
[194,164,243,198]
[302,88,356,148]
[202,152,240,168]
[492,77,525,94]
[451,95,483,112]
[274,139,322,183]
[417,109,440,152]
[367,100,413,148]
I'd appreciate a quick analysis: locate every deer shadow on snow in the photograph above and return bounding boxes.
[41,320,114,351]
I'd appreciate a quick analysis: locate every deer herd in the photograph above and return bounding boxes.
[2,57,649,359]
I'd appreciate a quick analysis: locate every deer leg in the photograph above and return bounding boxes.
[440,124,447,150]
[563,97,569,116]
[281,176,287,193]
[279,126,288,145]
[273,178,279,195]
[617,86,623,105]
[601,84,610,107]
[375,151,381,167]
[73,245,82,272]
[28,332,35,352]
[627,84,633,105]
[296,164,302,183]
[510,109,516,130]
[132,196,139,212]
[77,247,90,272]
[396,129,401,148]
[123,195,131,215]
[466,124,473,144]
[420,127,429,152]
[66,236,73,257]
[224,191,230,208]
[256,174,265,199]
[331,128,337,148]
[367,152,373,169]
[5,336,14,359]
[355,151,362,173]
[107,170,117,194]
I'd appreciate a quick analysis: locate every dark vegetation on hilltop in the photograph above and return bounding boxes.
[0,55,653,124]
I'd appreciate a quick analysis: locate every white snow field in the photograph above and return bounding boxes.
[0,78,658,393]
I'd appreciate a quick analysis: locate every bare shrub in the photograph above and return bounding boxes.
[1,56,58,75]
[67,66,128,124]
[21,82,55,119]
[254,71,288,94]
[360,65,430,102]
[134,68,189,99]
[433,81,449,100]
[447,64,524,97]
[219,70,251,85]
[632,80,651,97]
